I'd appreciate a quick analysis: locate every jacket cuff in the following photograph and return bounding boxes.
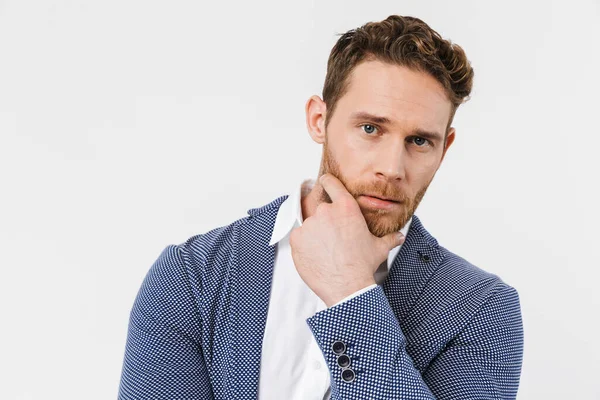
[305,285,406,392]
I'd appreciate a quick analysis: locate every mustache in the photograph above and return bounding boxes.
[317,175,408,204]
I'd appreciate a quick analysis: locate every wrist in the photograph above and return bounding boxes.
[324,279,377,307]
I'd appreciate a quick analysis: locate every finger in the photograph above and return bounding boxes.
[319,173,353,203]
[381,231,406,251]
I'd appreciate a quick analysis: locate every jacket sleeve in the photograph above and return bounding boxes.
[118,244,214,400]
[305,283,524,399]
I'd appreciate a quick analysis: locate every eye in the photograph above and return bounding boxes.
[360,124,378,135]
[409,136,432,147]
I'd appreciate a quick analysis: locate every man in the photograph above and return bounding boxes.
[118,15,524,399]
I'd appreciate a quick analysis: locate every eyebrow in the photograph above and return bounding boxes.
[349,111,445,143]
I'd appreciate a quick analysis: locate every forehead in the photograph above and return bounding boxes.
[336,60,452,132]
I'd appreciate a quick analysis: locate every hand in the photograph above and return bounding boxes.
[289,173,406,307]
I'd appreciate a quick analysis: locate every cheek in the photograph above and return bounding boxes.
[329,133,362,164]
[341,129,362,150]
[406,158,438,183]
[344,133,384,167]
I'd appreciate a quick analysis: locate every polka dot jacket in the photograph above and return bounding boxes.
[118,195,524,399]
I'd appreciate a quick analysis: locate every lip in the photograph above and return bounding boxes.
[362,194,399,203]
[359,195,401,210]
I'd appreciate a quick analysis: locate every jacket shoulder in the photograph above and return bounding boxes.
[435,245,516,297]
[407,216,518,318]
[178,194,287,265]
[406,244,520,343]
[174,194,287,296]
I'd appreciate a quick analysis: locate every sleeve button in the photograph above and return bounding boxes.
[341,368,356,382]
[331,340,346,355]
[337,354,351,368]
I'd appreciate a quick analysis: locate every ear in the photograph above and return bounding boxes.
[440,127,456,164]
[305,95,327,144]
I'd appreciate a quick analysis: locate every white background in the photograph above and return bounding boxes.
[1,0,599,399]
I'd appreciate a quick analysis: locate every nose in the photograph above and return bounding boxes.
[374,140,406,183]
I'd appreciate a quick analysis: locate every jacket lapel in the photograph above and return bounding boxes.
[227,196,285,398]
[382,214,444,340]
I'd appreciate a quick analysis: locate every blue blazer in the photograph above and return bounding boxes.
[118,195,524,399]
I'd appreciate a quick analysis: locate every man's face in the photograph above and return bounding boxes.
[317,60,455,238]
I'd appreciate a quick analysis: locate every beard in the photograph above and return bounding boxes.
[317,135,433,238]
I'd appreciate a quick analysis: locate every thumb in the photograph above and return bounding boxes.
[382,231,406,251]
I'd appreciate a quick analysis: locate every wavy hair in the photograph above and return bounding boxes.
[322,15,474,143]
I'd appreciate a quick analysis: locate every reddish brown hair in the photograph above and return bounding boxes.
[322,15,474,145]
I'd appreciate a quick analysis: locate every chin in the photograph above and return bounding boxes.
[363,215,400,238]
